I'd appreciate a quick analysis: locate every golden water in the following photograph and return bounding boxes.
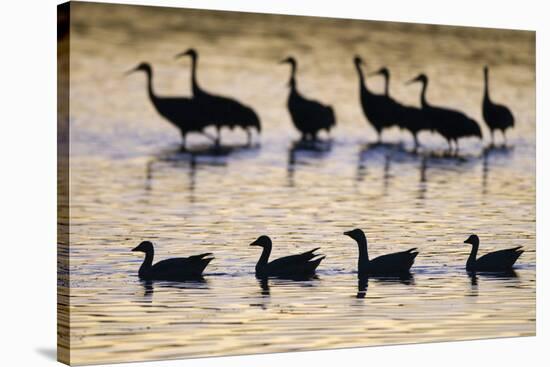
[64,3,535,364]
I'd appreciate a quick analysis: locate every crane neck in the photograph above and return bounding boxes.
[419,78,428,107]
[189,55,201,96]
[383,74,389,96]
[288,63,297,90]
[143,67,157,105]
[483,69,490,101]
[138,249,154,277]
[355,62,367,90]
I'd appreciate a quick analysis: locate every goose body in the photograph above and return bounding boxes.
[344,228,418,275]
[128,63,215,149]
[370,67,430,148]
[464,234,523,272]
[176,49,261,145]
[408,73,482,153]
[482,66,514,145]
[250,235,325,278]
[132,241,213,281]
[354,57,398,143]
[281,57,336,141]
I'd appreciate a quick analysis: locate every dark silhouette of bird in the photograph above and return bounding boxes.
[354,57,398,143]
[250,235,325,278]
[280,57,336,142]
[131,241,214,281]
[344,228,418,276]
[463,234,523,272]
[127,62,217,150]
[369,67,430,150]
[482,66,515,146]
[407,73,482,154]
[175,49,261,146]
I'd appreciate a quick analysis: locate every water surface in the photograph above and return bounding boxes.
[64,3,535,364]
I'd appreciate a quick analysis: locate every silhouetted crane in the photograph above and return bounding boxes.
[176,49,261,146]
[127,62,216,150]
[369,67,429,150]
[407,73,482,154]
[280,56,336,142]
[482,66,514,146]
[354,57,398,143]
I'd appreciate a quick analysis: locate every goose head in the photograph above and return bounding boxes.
[464,234,480,246]
[249,235,272,248]
[126,62,152,75]
[344,228,367,243]
[132,241,154,253]
[353,55,364,66]
[175,48,198,60]
[406,73,427,85]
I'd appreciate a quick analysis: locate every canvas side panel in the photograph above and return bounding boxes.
[57,2,71,365]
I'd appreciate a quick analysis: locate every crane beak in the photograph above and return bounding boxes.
[367,71,382,77]
[124,66,138,76]
[175,50,191,59]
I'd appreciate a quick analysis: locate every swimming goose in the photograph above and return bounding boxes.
[464,234,523,272]
[250,235,325,278]
[344,228,418,275]
[131,241,213,281]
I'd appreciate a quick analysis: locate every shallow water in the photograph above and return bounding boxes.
[63,3,535,365]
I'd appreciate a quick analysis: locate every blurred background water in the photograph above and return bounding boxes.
[63,3,535,364]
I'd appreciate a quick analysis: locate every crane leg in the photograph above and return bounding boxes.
[215,126,221,147]
[180,133,187,152]
[247,129,252,146]
[413,134,419,153]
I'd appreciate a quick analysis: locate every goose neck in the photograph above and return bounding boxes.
[356,236,370,271]
[466,243,479,269]
[256,244,272,269]
[139,249,154,277]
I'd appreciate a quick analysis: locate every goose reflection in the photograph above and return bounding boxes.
[356,274,415,299]
[468,270,518,295]
[138,278,209,298]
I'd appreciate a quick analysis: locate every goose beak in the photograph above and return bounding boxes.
[131,246,139,252]
[279,58,290,64]
[405,78,417,85]
[343,231,351,236]
[249,241,259,247]
[463,239,470,244]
